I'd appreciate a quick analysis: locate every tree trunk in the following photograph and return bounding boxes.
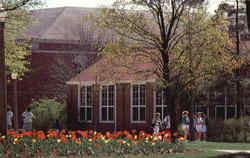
[0,22,7,134]
[235,0,243,118]
[13,79,19,129]
[246,0,250,33]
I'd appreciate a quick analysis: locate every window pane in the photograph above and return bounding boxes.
[156,91,162,105]
[102,107,107,121]
[227,107,235,119]
[156,107,162,114]
[140,85,145,105]
[108,86,114,106]
[108,107,114,121]
[140,107,146,121]
[87,107,92,121]
[163,90,167,105]
[133,85,139,105]
[80,87,86,106]
[80,108,85,121]
[102,86,107,106]
[132,107,138,121]
[87,86,92,105]
[216,107,225,120]
[163,107,168,118]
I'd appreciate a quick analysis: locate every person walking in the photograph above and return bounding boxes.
[152,112,162,135]
[182,111,190,142]
[201,113,207,141]
[7,107,13,130]
[248,119,250,132]
[195,112,203,141]
[22,107,35,131]
[193,114,198,141]
[163,114,171,133]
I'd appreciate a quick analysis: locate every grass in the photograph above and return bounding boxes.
[187,141,250,150]
[52,141,250,158]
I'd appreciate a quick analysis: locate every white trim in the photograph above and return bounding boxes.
[130,84,147,123]
[66,79,156,85]
[99,85,116,123]
[154,90,168,121]
[78,85,93,122]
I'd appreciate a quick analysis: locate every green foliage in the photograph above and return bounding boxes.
[4,1,44,80]
[29,98,66,131]
[207,118,250,142]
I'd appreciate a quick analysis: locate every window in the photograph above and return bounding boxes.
[215,105,236,120]
[79,86,92,122]
[101,85,115,122]
[155,90,168,121]
[131,85,146,122]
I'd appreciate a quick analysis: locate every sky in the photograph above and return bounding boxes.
[45,0,224,14]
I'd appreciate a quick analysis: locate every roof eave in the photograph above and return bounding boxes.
[66,79,156,85]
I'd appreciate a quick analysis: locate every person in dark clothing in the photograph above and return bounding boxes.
[52,119,61,131]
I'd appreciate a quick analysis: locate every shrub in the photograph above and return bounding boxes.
[207,117,250,142]
[29,98,66,131]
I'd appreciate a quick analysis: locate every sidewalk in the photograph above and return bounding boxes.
[215,150,250,153]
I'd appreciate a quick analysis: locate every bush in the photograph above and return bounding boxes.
[207,117,250,142]
[29,98,66,131]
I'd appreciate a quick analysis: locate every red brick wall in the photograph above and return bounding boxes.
[70,83,155,133]
[7,41,97,128]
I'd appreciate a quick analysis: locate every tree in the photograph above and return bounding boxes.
[217,0,250,118]
[94,0,244,133]
[245,0,250,33]
[4,0,44,78]
[0,0,37,12]
[0,0,43,133]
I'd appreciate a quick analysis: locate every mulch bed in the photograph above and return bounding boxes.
[209,153,250,158]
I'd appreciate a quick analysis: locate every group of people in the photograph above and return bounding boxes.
[152,111,207,142]
[7,107,61,131]
[7,107,35,131]
[182,111,207,141]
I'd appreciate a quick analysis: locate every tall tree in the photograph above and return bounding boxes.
[0,0,38,12]
[95,0,244,132]
[0,0,43,133]
[217,0,250,118]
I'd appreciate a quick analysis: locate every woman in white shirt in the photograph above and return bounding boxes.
[22,107,35,131]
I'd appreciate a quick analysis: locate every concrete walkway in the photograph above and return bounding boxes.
[215,150,250,153]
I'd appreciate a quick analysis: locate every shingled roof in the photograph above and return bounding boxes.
[67,53,158,85]
[27,7,100,41]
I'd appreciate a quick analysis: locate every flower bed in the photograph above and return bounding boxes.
[0,130,184,157]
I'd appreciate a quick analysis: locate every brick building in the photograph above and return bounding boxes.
[7,7,100,127]
[66,54,180,132]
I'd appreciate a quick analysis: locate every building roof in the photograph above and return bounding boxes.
[26,7,99,41]
[67,53,158,85]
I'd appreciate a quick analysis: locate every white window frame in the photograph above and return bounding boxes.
[77,85,93,123]
[130,84,146,123]
[154,90,168,121]
[215,105,237,120]
[99,84,116,123]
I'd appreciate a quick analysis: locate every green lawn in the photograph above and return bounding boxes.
[57,141,250,158]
